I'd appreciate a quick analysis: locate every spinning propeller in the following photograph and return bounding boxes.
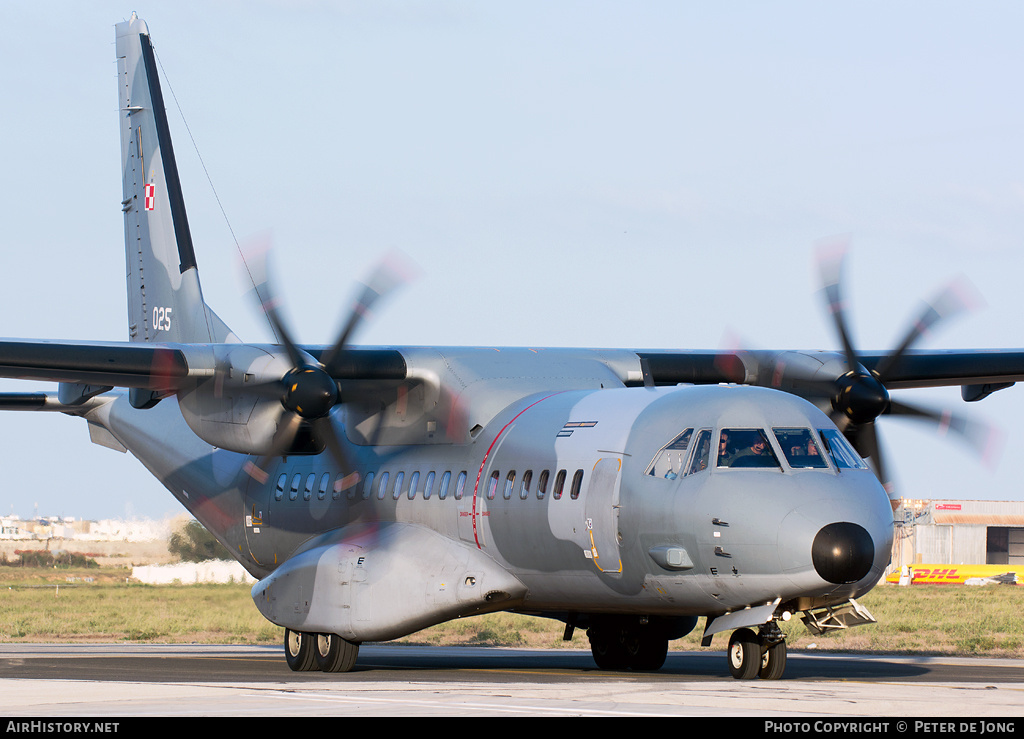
[806,239,998,496]
[239,242,412,481]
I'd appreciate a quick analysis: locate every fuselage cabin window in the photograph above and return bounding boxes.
[289,474,301,501]
[520,470,533,499]
[504,471,516,500]
[423,471,435,499]
[487,471,500,500]
[570,469,584,499]
[275,473,287,501]
[537,470,550,499]
[377,471,390,499]
[362,471,375,499]
[456,471,468,500]
[438,471,451,499]
[408,471,420,500]
[318,473,330,500]
[553,470,566,499]
[392,471,405,500]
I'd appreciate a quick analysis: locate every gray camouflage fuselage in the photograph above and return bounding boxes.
[86,352,893,643]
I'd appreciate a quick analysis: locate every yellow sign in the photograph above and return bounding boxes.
[886,565,1022,585]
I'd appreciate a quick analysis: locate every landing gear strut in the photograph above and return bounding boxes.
[727,622,787,680]
[284,628,360,673]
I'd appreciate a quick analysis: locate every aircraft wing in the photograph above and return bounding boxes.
[0,339,408,390]
[637,348,1024,399]
[2,339,1024,406]
[0,339,190,389]
[857,350,1024,390]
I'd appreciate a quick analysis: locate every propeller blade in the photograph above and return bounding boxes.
[829,408,852,435]
[242,411,305,482]
[321,250,417,376]
[873,277,981,383]
[854,421,895,499]
[815,237,861,373]
[244,241,307,369]
[313,414,355,475]
[887,398,1003,466]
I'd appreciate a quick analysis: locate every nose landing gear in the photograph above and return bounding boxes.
[727,622,787,680]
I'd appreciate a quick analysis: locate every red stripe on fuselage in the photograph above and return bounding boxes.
[470,392,564,549]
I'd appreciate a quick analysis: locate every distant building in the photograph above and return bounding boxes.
[0,516,172,542]
[78,518,171,542]
[0,517,32,540]
[132,560,255,585]
[891,499,1024,573]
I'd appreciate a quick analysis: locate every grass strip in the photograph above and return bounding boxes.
[2,570,1022,658]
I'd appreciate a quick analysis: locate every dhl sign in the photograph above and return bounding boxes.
[885,564,1022,585]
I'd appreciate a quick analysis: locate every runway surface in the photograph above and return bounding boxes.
[2,644,1023,717]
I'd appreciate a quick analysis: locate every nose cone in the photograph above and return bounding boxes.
[812,522,874,584]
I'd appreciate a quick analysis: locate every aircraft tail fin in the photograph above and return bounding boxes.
[115,14,235,345]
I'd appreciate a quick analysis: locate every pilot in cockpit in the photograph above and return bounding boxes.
[719,429,781,468]
[717,431,732,466]
[731,434,768,464]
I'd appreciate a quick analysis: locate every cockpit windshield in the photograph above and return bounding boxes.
[817,429,869,469]
[773,428,829,469]
[646,428,692,479]
[717,429,782,469]
[646,427,716,479]
[650,426,861,477]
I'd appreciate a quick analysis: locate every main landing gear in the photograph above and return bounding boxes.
[284,628,360,673]
[586,616,675,672]
[726,622,787,680]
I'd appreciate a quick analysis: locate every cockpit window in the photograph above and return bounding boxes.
[684,429,713,476]
[818,429,869,469]
[717,428,782,469]
[646,428,693,479]
[773,428,829,469]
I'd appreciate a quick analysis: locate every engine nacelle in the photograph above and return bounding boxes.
[176,344,298,455]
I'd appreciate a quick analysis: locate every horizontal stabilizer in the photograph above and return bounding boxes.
[0,392,51,410]
[0,391,109,415]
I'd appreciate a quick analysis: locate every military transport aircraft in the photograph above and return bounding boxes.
[2,14,1023,679]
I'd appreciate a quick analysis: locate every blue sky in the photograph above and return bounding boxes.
[1,1,1023,520]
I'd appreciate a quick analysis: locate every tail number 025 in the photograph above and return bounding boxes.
[153,306,172,332]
